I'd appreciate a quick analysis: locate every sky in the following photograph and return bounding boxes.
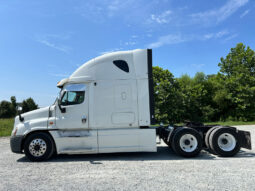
[0,0,254,107]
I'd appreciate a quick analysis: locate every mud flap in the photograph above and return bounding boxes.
[238,130,252,150]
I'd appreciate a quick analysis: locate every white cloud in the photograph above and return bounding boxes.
[148,34,190,48]
[148,30,231,48]
[192,64,205,69]
[190,0,249,24]
[215,31,229,38]
[75,0,170,26]
[100,48,123,55]
[203,30,229,40]
[42,34,71,40]
[75,0,249,30]
[37,39,71,53]
[76,0,141,21]
[150,10,172,24]
[224,33,238,41]
[106,0,130,17]
[36,34,72,53]
[125,41,137,46]
[49,73,70,78]
[49,73,70,77]
[240,9,250,18]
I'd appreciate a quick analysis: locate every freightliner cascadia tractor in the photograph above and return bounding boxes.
[10,49,251,161]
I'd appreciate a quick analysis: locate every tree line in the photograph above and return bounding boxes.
[0,96,38,118]
[153,43,255,124]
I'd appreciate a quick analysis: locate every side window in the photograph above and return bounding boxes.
[61,91,85,106]
[113,60,129,73]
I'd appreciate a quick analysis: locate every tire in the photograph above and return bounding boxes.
[209,127,240,157]
[205,126,220,154]
[24,132,55,162]
[171,127,202,158]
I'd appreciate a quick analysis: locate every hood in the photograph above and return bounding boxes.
[14,106,51,136]
[21,106,50,122]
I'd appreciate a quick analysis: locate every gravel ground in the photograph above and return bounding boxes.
[0,125,255,191]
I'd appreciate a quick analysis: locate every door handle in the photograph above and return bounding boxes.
[82,115,87,123]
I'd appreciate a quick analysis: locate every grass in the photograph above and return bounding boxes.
[0,118,14,137]
[204,121,255,126]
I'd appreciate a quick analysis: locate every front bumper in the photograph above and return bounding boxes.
[10,136,23,153]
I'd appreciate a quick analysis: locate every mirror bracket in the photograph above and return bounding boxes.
[16,106,24,122]
[58,99,66,113]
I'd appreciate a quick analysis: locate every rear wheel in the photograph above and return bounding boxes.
[209,127,240,157]
[171,127,202,157]
[205,126,220,154]
[24,132,55,162]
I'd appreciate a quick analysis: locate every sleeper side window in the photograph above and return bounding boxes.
[113,60,129,73]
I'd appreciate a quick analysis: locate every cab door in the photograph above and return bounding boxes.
[56,83,88,130]
[55,83,98,154]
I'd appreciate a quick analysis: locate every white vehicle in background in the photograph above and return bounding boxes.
[10,49,251,161]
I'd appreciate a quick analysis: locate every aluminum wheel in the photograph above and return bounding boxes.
[179,134,198,152]
[28,138,47,157]
[217,133,236,152]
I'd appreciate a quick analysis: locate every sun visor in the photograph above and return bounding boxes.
[63,84,86,91]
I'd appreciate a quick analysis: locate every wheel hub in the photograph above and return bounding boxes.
[34,145,41,151]
[221,138,228,145]
[179,134,198,152]
[29,138,47,157]
[184,139,190,145]
[217,133,236,152]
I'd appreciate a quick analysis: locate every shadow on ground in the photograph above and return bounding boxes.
[17,145,217,163]
[235,150,255,158]
[17,145,255,163]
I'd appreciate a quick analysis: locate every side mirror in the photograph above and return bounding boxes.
[58,99,66,113]
[16,106,24,122]
[17,106,22,112]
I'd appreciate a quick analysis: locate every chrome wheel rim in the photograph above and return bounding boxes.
[29,138,47,157]
[179,134,198,152]
[217,133,236,152]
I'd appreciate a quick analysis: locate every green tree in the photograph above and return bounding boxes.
[10,96,17,116]
[177,72,219,122]
[152,66,183,124]
[0,101,15,118]
[22,98,38,113]
[10,96,17,108]
[217,43,255,121]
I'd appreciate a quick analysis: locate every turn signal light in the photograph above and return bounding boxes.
[13,128,18,136]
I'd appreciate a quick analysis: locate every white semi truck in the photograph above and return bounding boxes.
[10,49,251,161]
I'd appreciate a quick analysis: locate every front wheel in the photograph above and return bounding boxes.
[171,127,202,157]
[24,132,55,162]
